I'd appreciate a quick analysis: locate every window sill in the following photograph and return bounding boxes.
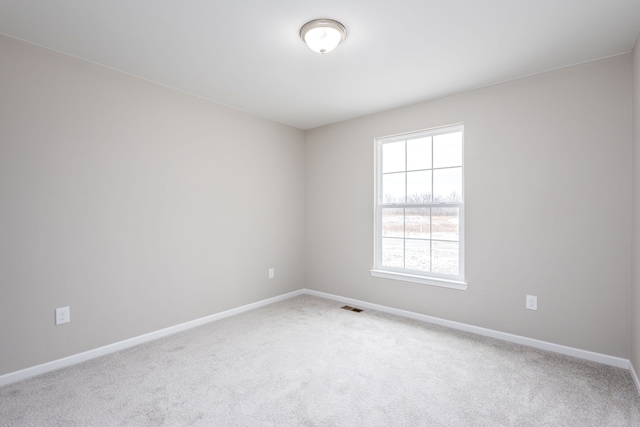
[370,270,468,290]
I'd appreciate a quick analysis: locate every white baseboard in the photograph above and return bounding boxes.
[630,362,640,397]
[0,289,305,387]
[303,289,631,370]
[1,287,633,390]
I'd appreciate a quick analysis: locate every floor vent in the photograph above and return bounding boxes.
[341,305,364,313]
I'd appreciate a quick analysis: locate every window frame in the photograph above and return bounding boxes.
[371,124,467,290]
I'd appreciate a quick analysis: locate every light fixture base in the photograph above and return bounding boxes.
[300,19,347,54]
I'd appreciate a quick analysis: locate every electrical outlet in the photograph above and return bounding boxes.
[268,268,275,279]
[55,306,70,325]
[526,295,537,311]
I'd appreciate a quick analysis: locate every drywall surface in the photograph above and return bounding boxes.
[0,35,306,376]
[632,34,640,372]
[306,55,633,358]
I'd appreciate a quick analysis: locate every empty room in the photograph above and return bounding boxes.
[2,1,640,425]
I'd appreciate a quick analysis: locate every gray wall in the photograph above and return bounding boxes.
[0,35,306,376]
[306,55,633,358]
[1,33,636,378]
[632,35,640,372]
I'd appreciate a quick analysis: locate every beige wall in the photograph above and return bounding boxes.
[1,32,636,378]
[632,34,640,372]
[306,55,633,358]
[0,35,306,376]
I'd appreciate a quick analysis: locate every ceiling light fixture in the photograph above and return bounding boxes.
[300,19,347,54]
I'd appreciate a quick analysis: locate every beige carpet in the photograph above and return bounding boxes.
[1,295,639,426]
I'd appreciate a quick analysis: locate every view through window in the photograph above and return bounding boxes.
[372,125,465,288]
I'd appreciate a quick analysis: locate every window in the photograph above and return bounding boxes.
[371,125,466,290]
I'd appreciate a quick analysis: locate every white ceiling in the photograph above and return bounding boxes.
[1,1,639,130]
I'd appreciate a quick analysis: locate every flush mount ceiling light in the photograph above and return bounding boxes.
[300,19,347,54]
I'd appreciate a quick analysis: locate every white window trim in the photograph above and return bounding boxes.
[370,269,467,290]
[371,124,467,290]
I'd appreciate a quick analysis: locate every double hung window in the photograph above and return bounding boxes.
[372,125,466,289]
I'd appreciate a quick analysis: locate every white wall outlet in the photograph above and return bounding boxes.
[55,306,70,325]
[526,295,538,311]
[268,268,275,279]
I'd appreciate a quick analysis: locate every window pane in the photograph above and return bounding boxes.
[382,238,404,268]
[433,167,462,202]
[406,239,430,272]
[382,208,404,237]
[382,141,405,173]
[432,241,459,275]
[406,170,432,203]
[432,207,459,241]
[382,172,405,203]
[407,136,431,171]
[376,125,463,283]
[405,208,430,238]
[433,131,462,168]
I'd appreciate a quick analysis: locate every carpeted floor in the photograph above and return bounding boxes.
[1,294,639,426]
